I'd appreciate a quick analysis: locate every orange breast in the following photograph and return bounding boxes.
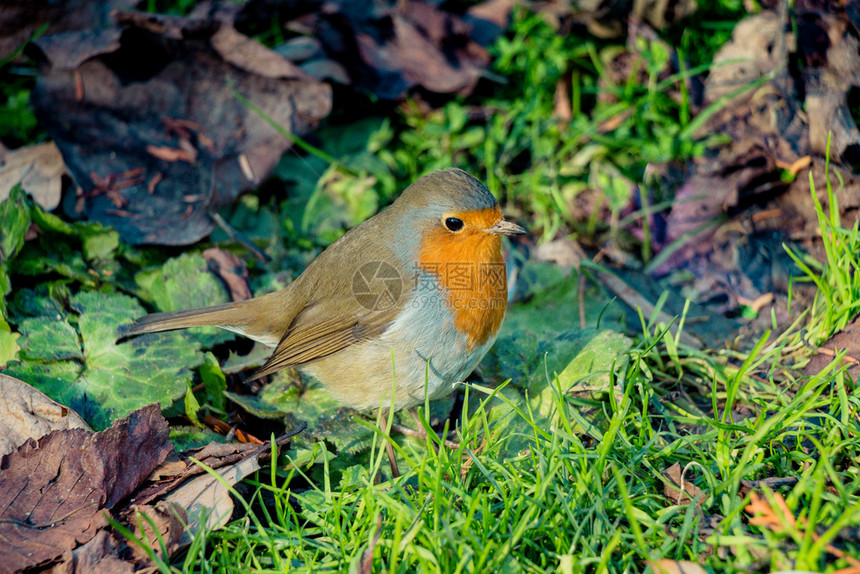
[418,207,508,351]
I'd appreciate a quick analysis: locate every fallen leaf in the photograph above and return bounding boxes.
[648,559,708,574]
[163,449,261,537]
[122,501,188,566]
[133,442,261,507]
[0,0,135,62]
[0,373,90,458]
[300,58,351,84]
[211,25,310,80]
[662,462,703,505]
[315,0,507,99]
[145,426,306,542]
[28,10,332,245]
[465,0,515,45]
[275,36,324,62]
[0,404,172,572]
[54,529,138,574]
[800,12,860,163]
[533,238,586,268]
[0,184,30,265]
[5,291,204,430]
[0,142,65,211]
[532,0,697,38]
[801,312,860,380]
[203,247,252,301]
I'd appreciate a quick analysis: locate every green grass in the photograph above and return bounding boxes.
[372,5,739,245]
[180,279,860,572]
[784,139,860,345]
[175,136,860,573]
[175,158,860,572]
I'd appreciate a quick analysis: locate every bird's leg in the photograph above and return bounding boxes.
[390,407,459,449]
[376,408,400,479]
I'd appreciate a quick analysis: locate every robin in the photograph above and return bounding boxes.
[120,168,525,411]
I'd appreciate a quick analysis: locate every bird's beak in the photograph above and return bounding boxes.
[485,219,527,236]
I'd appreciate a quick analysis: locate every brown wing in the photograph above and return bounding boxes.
[247,207,414,381]
[248,294,403,381]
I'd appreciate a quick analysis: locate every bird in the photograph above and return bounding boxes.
[120,168,525,411]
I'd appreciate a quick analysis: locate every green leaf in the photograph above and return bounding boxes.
[274,118,395,244]
[72,291,204,428]
[200,352,227,411]
[184,384,202,427]
[0,265,11,319]
[501,262,627,337]
[0,315,19,366]
[11,240,96,284]
[295,165,380,244]
[16,316,83,361]
[6,284,70,322]
[169,425,228,450]
[83,229,120,261]
[136,253,235,348]
[283,446,337,470]
[483,328,627,394]
[6,208,120,287]
[225,374,376,454]
[0,186,31,317]
[29,206,120,263]
[337,463,370,490]
[6,291,205,430]
[0,184,30,263]
[29,206,107,239]
[478,328,632,456]
[222,342,272,374]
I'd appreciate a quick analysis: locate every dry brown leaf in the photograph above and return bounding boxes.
[211,26,310,80]
[0,401,302,572]
[802,312,860,380]
[124,501,188,565]
[0,373,90,458]
[53,529,138,574]
[163,448,262,538]
[746,489,860,568]
[203,247,252,301]
[31,11,332,246]
[662,462,703,505]
[648,559,708,574]
[0,405,171,572]
[133,442,261,507]
[534,238,586,268]
[704,12,784,103]
[0,142,65,210]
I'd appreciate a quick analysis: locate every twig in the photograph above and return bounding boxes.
[210,212,271,264]
[799,330,860,365]
[359,514,384,574]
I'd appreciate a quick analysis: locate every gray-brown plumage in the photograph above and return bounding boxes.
[119,168,525,410]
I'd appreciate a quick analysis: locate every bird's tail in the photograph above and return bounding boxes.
[119,301,247,339]
[119,290,291,347]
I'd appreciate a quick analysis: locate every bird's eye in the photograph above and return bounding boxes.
[444,217,464,232]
